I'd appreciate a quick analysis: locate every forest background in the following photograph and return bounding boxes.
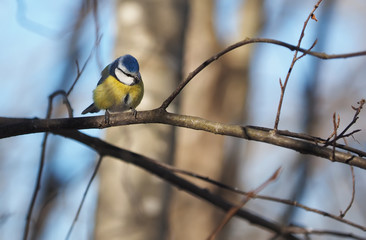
[1,0,366,239]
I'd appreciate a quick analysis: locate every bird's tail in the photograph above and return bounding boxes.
[81,103,100,114]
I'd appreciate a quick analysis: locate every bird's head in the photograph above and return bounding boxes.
[112,54,142,85]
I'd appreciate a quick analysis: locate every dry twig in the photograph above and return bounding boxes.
[166,164,366,231]
[325,99,365,147]
[160,36,366,110]
[65,156,103,240]
[207,168,281,240]
[274,0,323,130]
[340,166,356,218]
[23,91,73,240]
[22,41,101,239]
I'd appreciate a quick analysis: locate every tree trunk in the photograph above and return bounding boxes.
[94,1,187,240]
[169,1,226,239]
[169,0,264,239]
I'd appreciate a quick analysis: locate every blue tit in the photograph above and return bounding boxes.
[81,54,144,117]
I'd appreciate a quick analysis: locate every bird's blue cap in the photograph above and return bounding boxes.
[120,54,140,73]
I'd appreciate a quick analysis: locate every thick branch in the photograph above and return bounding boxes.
[1,109,366,169]
[55,129,299,240]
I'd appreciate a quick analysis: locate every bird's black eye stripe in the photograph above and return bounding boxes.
[117,67,134,78]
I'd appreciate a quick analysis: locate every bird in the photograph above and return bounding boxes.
[81,54,144,121]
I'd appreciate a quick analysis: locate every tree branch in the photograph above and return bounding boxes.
[160,37,366,109]
[55,129,300,240]
[1,109,366,169]
[274,0,323,130]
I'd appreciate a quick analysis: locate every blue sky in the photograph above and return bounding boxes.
[0,1,113,239]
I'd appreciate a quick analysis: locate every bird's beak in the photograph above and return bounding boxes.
[134,73,142,83]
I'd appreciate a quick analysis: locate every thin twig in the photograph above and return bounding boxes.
[23,129,49,240]
[165,164,366,231]
[331,113,339,161]
[22,44,95,237]
[49,90,74,118]
[55,129,300,240]
[23,90,73,240]
[207,168,281,240]
[274,0,323,130]
[295,39,318,62]
[325,99,365,147]
[340,166,356,218]
[269,127,366,157]
[57,130,366,239]
[285,226,366,240]
[65,156,103,240]
[67,35,102,97]
[327,113,340,141]
[159,36,366,110]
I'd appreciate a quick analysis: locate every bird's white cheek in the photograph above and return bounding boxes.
[115,69,134,85]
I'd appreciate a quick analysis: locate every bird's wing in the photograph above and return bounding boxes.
[97,64,111,85]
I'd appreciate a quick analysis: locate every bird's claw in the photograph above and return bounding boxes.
[104,110,110,124]
[131,108,137,119]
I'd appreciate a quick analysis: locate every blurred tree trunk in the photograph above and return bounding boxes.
[219,0,264,238]
[220,0,264,183]
[169,0,264,239]
[168,1,223,239]
[94,1,187,240]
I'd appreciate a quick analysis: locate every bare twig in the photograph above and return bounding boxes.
[340,166,356,218]
[295,39,318,62]
[160,37,366,110]
[274,0,323,130]
[325,99,365,147]
[49,90,74,118]
[67,35,102,97]
[56,130,366,239]
[165,164,366,231]
[284,226,366,240]
[23,90,74,240]
[277,129,366,156]
[207,168,281,240]
[65,156,103,240]
[22,40,97,237]
[327,113,340,141]
[23,127,49,240]
[55,130,300,240]
[331,113,340,161]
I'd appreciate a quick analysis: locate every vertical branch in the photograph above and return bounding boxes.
[207,168,281,240]
[340,166,356,218]
[21,1,99,239]
[23,48,88,238]
[67,37,101,97]
[23,128,49,240]
[273,0,323,130]
[331,113,340,161]
[23,91,73,240]
[65,156,103,240]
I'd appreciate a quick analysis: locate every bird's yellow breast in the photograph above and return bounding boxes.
[93,75,144,112]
